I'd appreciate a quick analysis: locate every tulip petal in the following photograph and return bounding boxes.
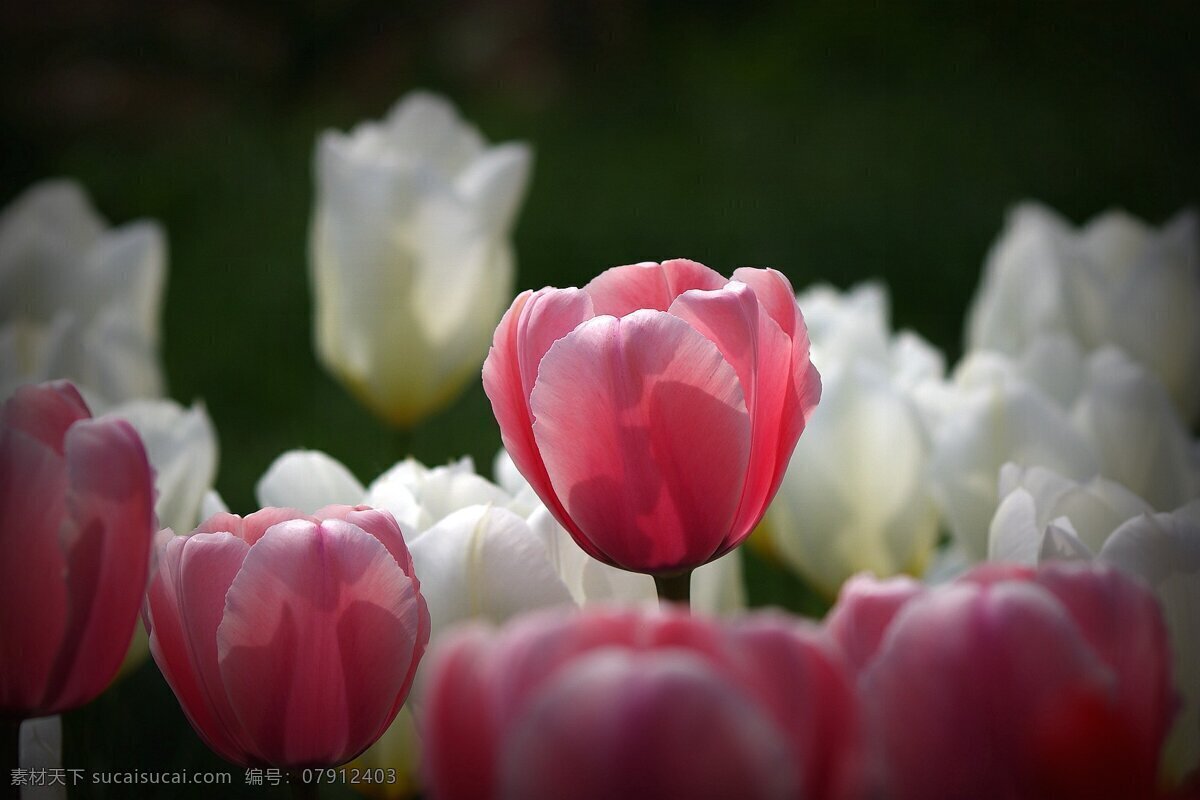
[106,398,219,537]
[530,311,750,571]
[1034,563,1175,763]
[731,268,822,486]
[455,142,533,235]
[1,382,90,454]
[728,619,863,800]
[497,650,798,800]
[256,450,365,514]
[0,427,69,714]
[410,505,574,633]
[144,531,253,764]
[669,281,793,542]
[584,259,726,318]
[483,288,598,554]
[217,518,423,767]
[826,573,926,672]
[43,418,154,712]
[421,626,502,800]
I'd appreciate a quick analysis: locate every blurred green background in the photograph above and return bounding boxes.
[3,0,1197,796]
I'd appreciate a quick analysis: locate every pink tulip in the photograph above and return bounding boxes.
[483,259,820,575]
[143,505,430,768]
[422,607,862,800]
[0,381,155,717]
[829,563,1176,800]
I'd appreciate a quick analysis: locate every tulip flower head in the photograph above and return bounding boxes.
[0,180,166,405]
[483,259,821,576]
[829,563,1176,800]
[143,505,430,768]
[422,607,863,800]
[311,91,533,427]
[0,381,155,718]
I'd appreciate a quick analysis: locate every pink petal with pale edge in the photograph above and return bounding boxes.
[732,267,822,500]
[584,259,726,318]
[145,531,253,764]
[482,288,601,558]
[530,310,749,572]
[669,281,793,544]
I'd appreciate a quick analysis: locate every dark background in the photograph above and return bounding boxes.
[3,1,1197,796]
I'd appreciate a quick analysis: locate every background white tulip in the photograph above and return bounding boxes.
[310,91,533,426]
[764,283,943,597]
[966,202,1200,423]
[0,179,166,405]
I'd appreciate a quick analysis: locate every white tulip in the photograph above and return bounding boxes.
[1072,348,1200,510]
[104,399,219,537]
[923,345,1099,561]
[310,91,533,426]
[987,463,1152,564]
[988,469,1200,783]
[966,202,1200,423]
[0,180,165,405]
[761,283,943,597]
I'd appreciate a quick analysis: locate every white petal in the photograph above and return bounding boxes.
[255,449,364,513]
[104,398,219,536]
[1072,348,1199,510]
[408,505,573,635]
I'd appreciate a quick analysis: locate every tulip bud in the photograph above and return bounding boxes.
[483,259,821,576]
[143,506,430,768]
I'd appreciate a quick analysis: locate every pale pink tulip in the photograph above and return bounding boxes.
[143,505,430,768]
[482,259,820,574]
[831,563,1175,800]
[0,381,155,717]
[422,607,862,800]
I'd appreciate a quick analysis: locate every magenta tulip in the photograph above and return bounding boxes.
[143,506,430,768]
[829,563,1176,800]
[422,607,863,800]
[483,259,820,575]
[0,381,155,718]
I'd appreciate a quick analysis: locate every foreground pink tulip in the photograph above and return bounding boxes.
[0,381,155,717]
[422,607,862,800]
[482,259,820,576]
[829,564,1176,800]
[143,506,430,768]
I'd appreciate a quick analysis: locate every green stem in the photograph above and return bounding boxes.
[653,570,693,609]
[391,425,414,466]
[2,718,19,800]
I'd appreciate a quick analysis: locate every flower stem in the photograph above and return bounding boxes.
[654,570,693,609]
[2,718,19,800]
